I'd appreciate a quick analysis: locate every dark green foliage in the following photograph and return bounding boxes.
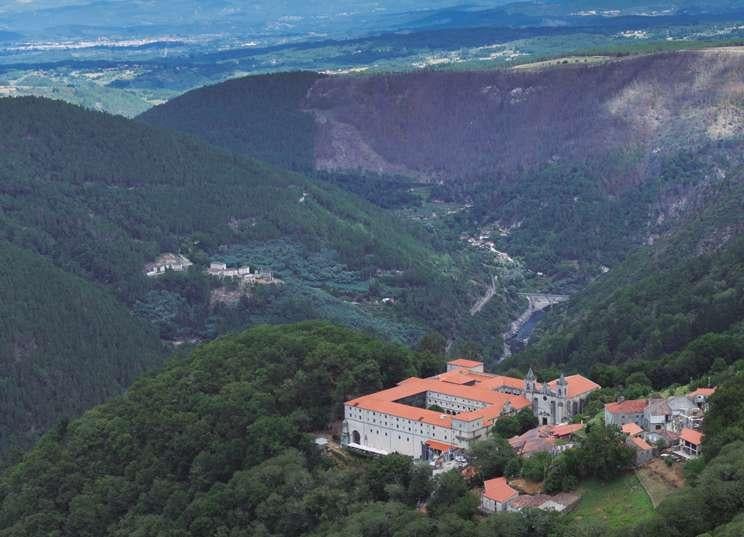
[468,436,517,482]
[0,241,164,456]
[702,373,744,460]
[573,423,634,481]
[427,471,478,519]
[0,322,434,535]
[492,408,538,439]
[508,162,744,381]
[316,171,424,210]
[1,96,517,353]
[140,72,323,171]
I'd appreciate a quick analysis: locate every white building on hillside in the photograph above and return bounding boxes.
[145,253,193,277]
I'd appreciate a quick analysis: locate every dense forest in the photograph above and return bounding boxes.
[0,96,517,348]
[139,55,744,285]
[139,72,323,172]
[0,96,521,459]
[507,161,744,388]
[0,322,742,537]
[0,241,164,458]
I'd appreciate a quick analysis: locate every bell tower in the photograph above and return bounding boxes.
[524,368,536,394]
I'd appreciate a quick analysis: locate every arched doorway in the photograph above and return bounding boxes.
[352,430,361,444]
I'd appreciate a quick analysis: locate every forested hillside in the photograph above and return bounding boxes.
[0,96,520,459]
[506,158,744,388]
[0,241,164,457]
[0,96,518,351]
[140,72,323,171]
[140,49,744,283]
[1,322,743,537]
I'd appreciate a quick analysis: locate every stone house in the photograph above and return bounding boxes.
[678,428,704,458]
[644,399,671,432]
[481,477,519,513]
[604,399,647,427]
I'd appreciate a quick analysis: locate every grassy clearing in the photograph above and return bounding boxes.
[566,473,654,529]
[635,459,685,507]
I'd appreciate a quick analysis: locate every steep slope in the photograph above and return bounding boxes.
[305,49,744,182]
[0,96,515,352]
[506,159,744,387]
[139,49,744,283]
[141,49,744,184]
[0,322,441,536]
[139,72,323,171]
[0,241,164,457]
[2,322,744,537]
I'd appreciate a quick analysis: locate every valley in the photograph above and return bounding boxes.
[1,3,744,535]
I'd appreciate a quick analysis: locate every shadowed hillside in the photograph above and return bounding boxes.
[306,49,744,186]
[140,49,744,282]
[0,241,164,457]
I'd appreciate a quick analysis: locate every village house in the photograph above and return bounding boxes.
[604,399,647,427]
[145,253,193,277]
[342,360,599,460]
[481,477,519,513]
[207,261,277,285]
[644,399,672,432]
[629,435,654,465]
[509,423,584,457]
[480,477,580,514]
[678,428,704,458]
[620,422,654,465]
[689,387,716,412]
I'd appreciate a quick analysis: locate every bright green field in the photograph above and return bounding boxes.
[566,473,655,528]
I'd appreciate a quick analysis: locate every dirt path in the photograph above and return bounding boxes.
[470,275,498,316]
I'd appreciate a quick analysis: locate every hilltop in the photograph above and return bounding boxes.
[1,322,743,537]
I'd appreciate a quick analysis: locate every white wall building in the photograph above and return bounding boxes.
[342,360,600,459]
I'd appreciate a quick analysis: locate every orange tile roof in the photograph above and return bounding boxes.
[448,358,483,368]
[426,439,457,452]
[680,428,703,446]
[456,395,530,424]
[436,370,478,385]
[347,397,454,427]
[345,368,599,432]
[605,399,647,415]
[548,375,601,399]
[622,423,644,436]
[689,387,716,398]
[630,436,653,451]
[552,423,584,437]
[483,477,519,503]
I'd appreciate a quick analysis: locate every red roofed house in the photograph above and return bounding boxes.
[509,423,584,457]
[622,422,644,437]
[342,360,600,460]
[604,399,647,427]
[679,428,704,458]
[481,477,519,513]
[689,387,716,412]
[628,435,654,466]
